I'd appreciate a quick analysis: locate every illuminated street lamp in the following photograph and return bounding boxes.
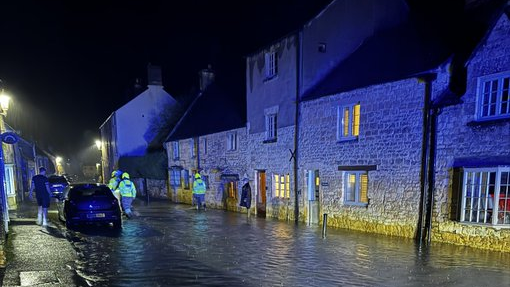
[0,92,10,116]
[95,139,101,150]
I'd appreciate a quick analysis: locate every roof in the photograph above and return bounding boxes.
[165,81,246,142]
[302,0,508,100]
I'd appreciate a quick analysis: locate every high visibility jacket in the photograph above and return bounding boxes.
[119,179,136,198]
[192,179,206,195]
[108,177,120,191]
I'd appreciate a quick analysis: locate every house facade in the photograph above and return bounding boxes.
[432,13,510,251]
[245,33,299,220]
[100,64,179,181]
[164,69,248,211]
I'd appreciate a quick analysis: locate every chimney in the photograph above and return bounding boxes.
[199,64,215,92]
[147,63,162,86]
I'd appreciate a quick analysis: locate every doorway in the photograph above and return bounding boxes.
[257,171,266,218]
[307,170,320,225]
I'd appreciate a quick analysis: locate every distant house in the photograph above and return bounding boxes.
[164,66,247,210]
[99,64,180,185]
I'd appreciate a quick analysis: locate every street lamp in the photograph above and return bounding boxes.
[95,140,101,151]
[0,92,10,116]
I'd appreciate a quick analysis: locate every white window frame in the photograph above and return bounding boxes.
[172,141,180,160]
[460,167,510,225]
[342,171,368,206]
[265,114,277,141]
[273,173,290,199]
[190,138,197,158]
[4,164,15,196]
[227,132,237,151]
[265,51,277,79]
[476,71,510,120]
[170,168,181,187]
[337,103,360,141]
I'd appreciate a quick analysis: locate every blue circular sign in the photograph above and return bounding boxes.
[1,132,19,144]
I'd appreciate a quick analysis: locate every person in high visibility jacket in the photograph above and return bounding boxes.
[118,172,137,218]
[192,173,206,210]
[107,170,122,205]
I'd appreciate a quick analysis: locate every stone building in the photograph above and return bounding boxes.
[164,68,248,211]
[297,0,510,252]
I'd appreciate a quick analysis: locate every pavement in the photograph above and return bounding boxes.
[0,199,86,287]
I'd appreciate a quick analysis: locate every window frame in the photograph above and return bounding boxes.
[265,114,277,142]
[169,168,181,187]
[227,132,237,151]
[476,71,510,121]
[264,51,277,80]
[273,173,290,199]
[172,141,180,160]
[342,171,368,206]
[337,103,360,141]
[460,167,510,226]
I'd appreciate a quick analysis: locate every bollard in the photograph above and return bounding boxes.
[322,213,328,238]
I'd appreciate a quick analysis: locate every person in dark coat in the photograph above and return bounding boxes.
[240,176,252,217]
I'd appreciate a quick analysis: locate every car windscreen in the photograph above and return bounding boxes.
[69,187,111,199]
[49,177,68,185]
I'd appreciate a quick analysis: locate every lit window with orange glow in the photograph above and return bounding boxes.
[343,171,369,205]
[285,174,290,198]
[338,103,361,140]
[274,174,280,197]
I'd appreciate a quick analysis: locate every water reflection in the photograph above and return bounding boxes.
[64,201,510,287]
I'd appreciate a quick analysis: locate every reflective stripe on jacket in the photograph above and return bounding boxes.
[192,179,206,194]
[119,179,136,197]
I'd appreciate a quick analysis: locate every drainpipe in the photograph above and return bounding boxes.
[417,74,436,245]
[424,107,439,243]
[293,31,302,224]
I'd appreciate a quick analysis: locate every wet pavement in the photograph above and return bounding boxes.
[2,198,510,286]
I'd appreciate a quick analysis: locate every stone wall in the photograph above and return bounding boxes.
[432,15,510,252]
[299,78,427,238]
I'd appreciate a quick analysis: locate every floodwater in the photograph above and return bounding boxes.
[59,200,510,287]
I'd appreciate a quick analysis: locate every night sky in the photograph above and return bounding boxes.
[0,0,332,159]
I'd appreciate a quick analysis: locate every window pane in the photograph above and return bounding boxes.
[343,108,350,137]
[353,104,360,136]
[360,174,368,203]
[274,175,280,197]
[285,174,290,198]
[345,173,356,202]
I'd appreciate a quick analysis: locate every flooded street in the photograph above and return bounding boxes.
[53,200,510,287]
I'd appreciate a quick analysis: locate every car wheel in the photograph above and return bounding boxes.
[113,219,122,230]
[65,219,75,230]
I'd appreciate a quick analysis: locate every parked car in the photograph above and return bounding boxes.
[57,183,122,229]
[48,175,70,198]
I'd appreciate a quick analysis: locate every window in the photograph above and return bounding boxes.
[4,164,14,196]
[274,173,290,198]
[172,141,180,160]
[343,171,368,205]
[477,72,510,120]
[265,51,277,79]
[170,168,181,187]
[182,169,190,189]
[191,138,197,158]
[227,132,237,151]
[227,181,238,199]
[461,167,510,225]
[337,103,360,140]
[203,138,207,155]
[265,114,277,141]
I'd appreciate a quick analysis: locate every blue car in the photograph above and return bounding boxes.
[57,183,122,229]
[48,175,69,198]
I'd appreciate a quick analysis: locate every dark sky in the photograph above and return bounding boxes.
[0,0,332,158]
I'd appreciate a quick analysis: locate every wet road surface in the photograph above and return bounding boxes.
[46,199,510,287]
